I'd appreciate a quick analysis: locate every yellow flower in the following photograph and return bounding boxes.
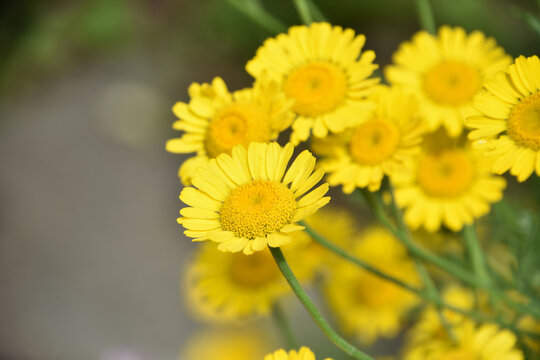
[323,226,420,345]
[393,130,506,232]
[404,322,524,360]
[180,327,271,360]
[264,346,333,360]
[184,242,291,319]
[312,86,425,192]
[518,316,540,352]
[405,285,475,353]
[178,142,330,254]
[386,26,511,137]
[166,76,294,184]
[246,22,379,144]
[467,55,540,182]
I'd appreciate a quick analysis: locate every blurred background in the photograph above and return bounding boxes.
[0,1,538,359]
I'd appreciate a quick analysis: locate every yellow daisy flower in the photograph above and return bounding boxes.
[385,26,511,137]
[178,142,330,255]
[246,22,379,144]
[264,346,333,360]
[184,242,291,319]
[404,322,524,360]
[165,76,294,184]
[393,130,506,232]
[180,327,271,360]
[467,55,540,182]
[323,226,420,345]
[312,86,425,192]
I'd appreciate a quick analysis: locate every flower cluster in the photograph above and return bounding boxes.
[167,17,539,360]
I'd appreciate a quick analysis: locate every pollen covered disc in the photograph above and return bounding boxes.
[220,180,297,239]
[284,61,348,117]
[417,150,474,197]
[349,119,401,165]
[205,103,271,158]
[424,61,481,106]
[507,91,540,150]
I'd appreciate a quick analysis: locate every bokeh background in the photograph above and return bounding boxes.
[1,1,538,359]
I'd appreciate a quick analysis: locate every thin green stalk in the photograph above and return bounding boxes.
[415,260,457,342]
[272,303,298,349]
[362,188,540,320]
[269,246,375,360]
[462,225,491,287]
[299,218,540,339]
[292,0,314,25]
[299,221,540,338]
[361,189,478,286]
[300,220,423,296]
[227,0,287,34]
[415,0,436,34]
[306,0,328,22]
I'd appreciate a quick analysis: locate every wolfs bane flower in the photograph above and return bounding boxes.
[178,142,330,255]
[467,55,540,182]
[246,22,379,144]
[166,76,294,184]
[386,26,511,137]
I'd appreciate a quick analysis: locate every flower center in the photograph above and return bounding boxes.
[220,180,297,239]
[439,348,476,360]
[417,150,474,197]
[353,264,403,307]
[349,119,401,165]
[229,250,279,287]
[205,103,271,158]
[424,61,481,106]
[283,61,348,117]
[507,91,540,150]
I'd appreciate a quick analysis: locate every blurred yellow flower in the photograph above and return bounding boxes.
[166,76,294,184]
[386,26,511,137]
[467,55,540,182]
[405,285,475,354]
[323,226,420,345]
[246,22,379,144]
[180,327,271,360]
[393,130,506,232]
[178,142,330,255]
[312,86,424,192]
[404,322,523,360]
[184,242,292,320]
[264,346,333,360]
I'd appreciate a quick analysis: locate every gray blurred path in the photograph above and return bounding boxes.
[0,53,198,360]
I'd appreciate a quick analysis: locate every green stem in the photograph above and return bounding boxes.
[362,188,540,320]
[299,219,540,339]
[227,0,287,34]
[272,303,298,349]
[462,225,491,287]
[415,260,457,342]
[300,220,423,296]
[269,246,375,360]
[361,189,478,286]
[306,0,328,22]
[415,0,436,34]
[292,0,314,25]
